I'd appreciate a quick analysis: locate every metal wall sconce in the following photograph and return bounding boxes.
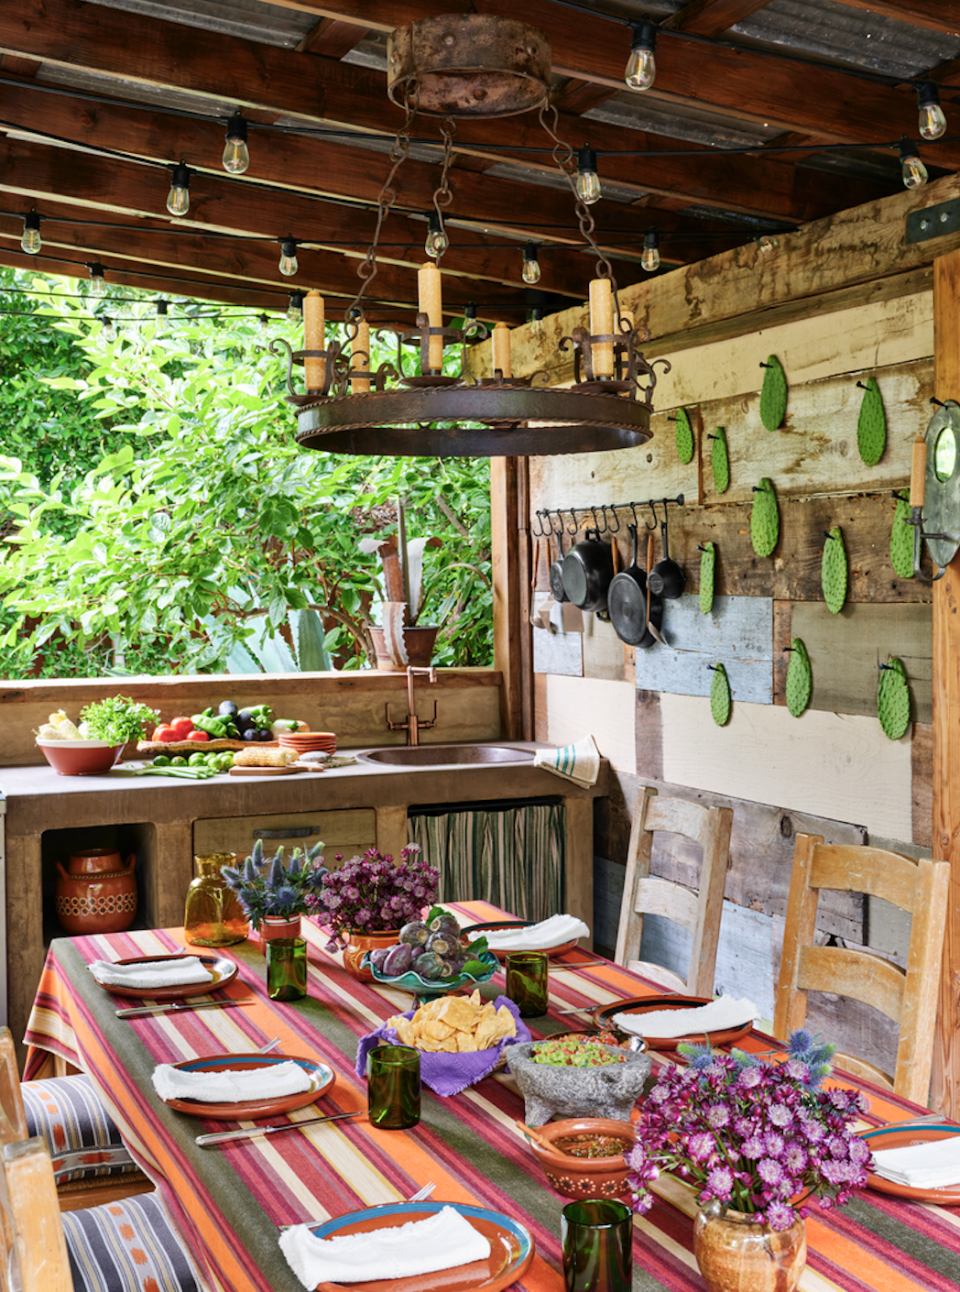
[907,398,960,582]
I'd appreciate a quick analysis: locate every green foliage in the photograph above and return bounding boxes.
[710,427,730,494]
[0,272,493,677]
[759,355,787,431]
[750,478,779,558]
[698,541,715,615]
[785,638,812,718]
[675,406,694,464]
[856,377,886,467]
[878,657,911,741]
[821,526,848,614]
[709,663,731,727]
[890,491,914,579]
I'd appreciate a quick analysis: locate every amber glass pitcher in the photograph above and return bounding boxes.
[184,853,249,947]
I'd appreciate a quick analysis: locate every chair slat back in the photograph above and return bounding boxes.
[615,787,733,997]
[0,1030,27,1142]
[774,833,950,1105]
[2,1138,73,1292]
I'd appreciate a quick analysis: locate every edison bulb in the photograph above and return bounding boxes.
[901,152,928,190]
[576,160,601,205]
[424,214,448,260]
[89,266,106,297]
[917,83,947,142]
[101,316,116,342]
[522,244,541,285]
[279,239,299,277]
[21,216,41,254]
[641,232,660,273]
[166,165,190,217]
[625,47,655,91]
[757,235,778,254]
[223,115,250,174]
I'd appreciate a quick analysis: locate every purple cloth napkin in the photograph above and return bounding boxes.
[356,996,532,1097]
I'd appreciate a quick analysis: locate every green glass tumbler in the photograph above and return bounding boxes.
[561,1199,633,1292]
[505,950,549,1017]
[367,1044,421,1130]
[265,937,307,1002]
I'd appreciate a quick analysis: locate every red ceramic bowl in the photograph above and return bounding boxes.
[37,741,125,776]
[528,1117,637,1199]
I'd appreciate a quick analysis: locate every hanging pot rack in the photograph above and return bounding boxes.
[532,495,685,538]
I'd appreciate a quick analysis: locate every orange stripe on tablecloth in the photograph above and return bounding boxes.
[805,1212,941,1292]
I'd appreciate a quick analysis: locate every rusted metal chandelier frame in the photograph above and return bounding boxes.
[277,13,668,458]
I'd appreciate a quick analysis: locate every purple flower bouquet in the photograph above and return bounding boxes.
[305,844,439,950]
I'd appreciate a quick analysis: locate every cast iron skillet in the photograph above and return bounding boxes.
[548,523,568,602]
[561,527,614,613]
[608,523,663,648]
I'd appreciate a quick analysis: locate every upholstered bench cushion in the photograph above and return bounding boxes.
[63,1194,206,1292]
[22,1074,139,1185]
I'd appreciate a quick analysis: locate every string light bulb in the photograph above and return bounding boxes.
[100,315,116,342]
[155,299,168,331]
[757,234,778,254]
[575,144,601,206]
[287,291,304,323]
[522,242,541,285]
[898,137,928,190]
[641,230,660,273]
[222,113,250,174]
[424,212,448,259]
[258,313,270,334]
[87,261,107,297]
[916,82,947,142]
[278,238,299,277]
[166,162,191,216]
[625,22,657,92]
[530,307,544,336]
[20,211,41,255]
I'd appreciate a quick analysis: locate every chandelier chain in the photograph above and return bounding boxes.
[430,115,457,268]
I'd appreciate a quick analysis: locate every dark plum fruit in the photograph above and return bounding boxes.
[436,958,459,979]
[382,943,412,976]
[426,930,456,957]
[409,944,426,963]
[369,947,392,971]
[400,921,430,946]
[414,953,443,981]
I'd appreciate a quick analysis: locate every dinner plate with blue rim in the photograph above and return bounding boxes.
[860,1123,960,1204]
[307,1201,535,1292]
[162,1053,334,1120]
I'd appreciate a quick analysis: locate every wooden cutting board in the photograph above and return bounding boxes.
[228,765,311,776]
[139,739,279,755]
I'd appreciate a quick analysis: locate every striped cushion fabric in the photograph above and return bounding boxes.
[22,1074,139,1184]
[63,1194,206,1292]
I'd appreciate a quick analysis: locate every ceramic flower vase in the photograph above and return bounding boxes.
[342,929,401,981]
[693,1203,806,1292]
[259,915,302,952]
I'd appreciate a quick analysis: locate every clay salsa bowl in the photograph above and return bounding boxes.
[527,1117,637,1199]
[37,740,125,776]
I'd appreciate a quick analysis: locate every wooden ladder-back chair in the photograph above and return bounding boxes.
[773,833,950,1106]
[614,787,733,996]
[0,1028,151,1211]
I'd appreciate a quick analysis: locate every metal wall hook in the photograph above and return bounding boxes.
[931,396,946,407]
[629,502,641,530]
[532,510,547,537]
[782,646,795,653]
[565,510,580,535]
[591,505,603,532]
[878,662,893,671]
[604,504,620,533]
[821,530,837,540]
[759,361,774,369]
[856,380,870,390]
[696,543,709,552]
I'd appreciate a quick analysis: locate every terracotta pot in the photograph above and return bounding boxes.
[370,625,438,672]
[528,1117,637,1199]
[342,929,401,981]
[55,850,137,936]
[693,1203,806,1292]
[259,915,302,952]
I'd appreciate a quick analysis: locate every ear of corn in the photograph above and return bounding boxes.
[233,746,298,767]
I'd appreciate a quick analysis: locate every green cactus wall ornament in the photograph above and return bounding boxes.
[710,428,730,494]
[750,478,780,558]
[760,355,787,431]
[675,406,695,464]
[785,638,812,718]
[877,657,910,741]
[821,526,848,614]
[856,377,886,466]
[710,663,732,727]
[890,491,914,579]
[699,541,716,615]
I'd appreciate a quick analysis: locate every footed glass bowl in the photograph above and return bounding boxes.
[363,949,499,1003]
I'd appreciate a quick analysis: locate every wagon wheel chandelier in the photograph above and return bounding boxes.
[276,13,669,458]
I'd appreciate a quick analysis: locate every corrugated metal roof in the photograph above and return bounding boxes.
[86,0,317,49]
[584,92,780,150]
[484,161,644,204]
[37,64,235,119]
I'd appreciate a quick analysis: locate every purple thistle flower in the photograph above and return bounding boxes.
[687,1132,715,1162]
[705,1104,730,1129]
[764,1200,796,1231]
[757,1157,785,1187]
[704,1167,734,1200]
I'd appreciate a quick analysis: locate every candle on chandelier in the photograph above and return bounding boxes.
[351,317,371,393]
[303,291,325,391]
[492,322,512,379]
[589,276,614,377]
[418,262,444,371]
[910,436,927,509]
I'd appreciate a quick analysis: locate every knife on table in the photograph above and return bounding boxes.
[196,1110,362,1146]
[116,999,251,1019]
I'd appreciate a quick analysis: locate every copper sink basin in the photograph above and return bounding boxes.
[360,744,535,767]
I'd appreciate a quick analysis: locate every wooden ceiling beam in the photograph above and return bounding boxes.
[660,1,775,38]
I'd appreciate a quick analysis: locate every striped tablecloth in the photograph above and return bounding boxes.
[24,900,960,1292]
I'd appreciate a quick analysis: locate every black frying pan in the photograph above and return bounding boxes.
[608,524,663,647]
[548,524,568,602]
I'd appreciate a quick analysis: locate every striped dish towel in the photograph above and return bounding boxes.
[533,735,600,788]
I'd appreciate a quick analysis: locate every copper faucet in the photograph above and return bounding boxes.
[385,666,438,746]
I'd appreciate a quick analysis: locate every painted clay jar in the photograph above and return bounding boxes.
[693,1202,806,1292]
[342,929,401,981]
[259,915,302,952]
[55,849,137,936]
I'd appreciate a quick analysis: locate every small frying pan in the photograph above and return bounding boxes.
[608,524,663,647]
[548,523,568,602]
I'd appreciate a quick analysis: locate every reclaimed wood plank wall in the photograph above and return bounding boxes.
[523,285,934,1068]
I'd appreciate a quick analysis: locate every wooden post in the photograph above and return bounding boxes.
[930,247,960,1117]
[491,457,525,740]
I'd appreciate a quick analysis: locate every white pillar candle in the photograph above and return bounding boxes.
[589,276,614,378]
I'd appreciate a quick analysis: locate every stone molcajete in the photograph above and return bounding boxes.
[508,1041,651,1126]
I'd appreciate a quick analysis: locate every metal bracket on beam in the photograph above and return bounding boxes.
[906,197,960,245]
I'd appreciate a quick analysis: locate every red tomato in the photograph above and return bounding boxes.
[153,724,178,741]
[185,729,210,742]
[170,715,194,738]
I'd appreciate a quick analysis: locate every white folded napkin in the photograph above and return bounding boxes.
[469,914,590,951]
[871,1133,960,1188]
[534,735,600,788]
[279,1206,491,1288]
[611,994,759,1039]
[89,957,214,990]
[152,1060,313,1104]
